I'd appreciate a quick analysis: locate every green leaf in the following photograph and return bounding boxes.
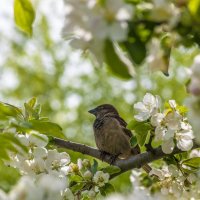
[0,102,24,120]
[130,135,137,147]
[175,152,189,161]
[24,98,40,120]
[99,183,115,196]
[14,0,35,36]
[163,156,178,166]
[181,165,199,174]
[28,120,64,138]
[188,0,200,19]
[69,175,83,183]
[91,159,98,175]
[0,133,27,161]
[34,104,41,118]
[102,166,121,175]
[0,160,21,192]
[104,40,133,79]
[82,197,90,200]
[182,157,200,168]
[127,120,151,146]
[160,35,171,76]
[140,173,153,187]
[27,97,37,108]
[24,103,34,120]
[127,119,139,130]
[12,120,64,138]
[124,40,146,65]
[71,182,85,193]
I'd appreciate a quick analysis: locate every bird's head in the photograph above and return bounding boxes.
[88,104,119,118]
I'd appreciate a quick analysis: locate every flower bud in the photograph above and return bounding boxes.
[82,159,91,168]
[83,170,92,180]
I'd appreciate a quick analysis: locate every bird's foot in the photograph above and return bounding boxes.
[99,150,109,162]
[109,155,119,165]
[131,145,140,155]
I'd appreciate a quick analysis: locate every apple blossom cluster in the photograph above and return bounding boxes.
[62,0,133,63]
[62,0,183,75]
[1,131,110,200]
[106,166,200,200]
[66,159,110,199]
[1,132,71,200]
[134,93,194,154]
[5,132,70,177]
[150,164,198,198]
[0,175,69,200]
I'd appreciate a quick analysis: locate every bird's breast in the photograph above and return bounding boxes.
[93,117,131,157]
[93,118,105,130]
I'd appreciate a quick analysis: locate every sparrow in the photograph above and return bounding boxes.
[88,104,151,173]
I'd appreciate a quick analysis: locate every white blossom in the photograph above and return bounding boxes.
[152,99,194,154]
[147,38,168,73]
[0,190,8,200]
[37,174,67,192]
[187,173,197,184]
[83,170,93,180]
[186,96,200,143]
[77,158,83,170]
[161,138,175,154]
[45,149,70,172]
[164,111,182,130]
[155,125,167,141]
[190,149,200,158]
[17,132,48,148]
[151,113,164,126]
[134,93,161,121]
[82,159,90,168]
[188,55,200,95]
[93,171,109,187]
[62,0,133,63]
[150,165,186,198]
[62,188,74,200]
[149,0,180,27]
[8,174,68,200]
[176,129,194,151]
[9,176,43,200]
[33,147,48,159]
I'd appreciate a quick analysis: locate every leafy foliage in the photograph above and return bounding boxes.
[104,40,133,79]
[1,0,200,198]
[0,98,64,139]
[102,166,121,175]
[128,120,151,146]
[0,133,27,161]
[182,157,200,169]
[14,0,35,36]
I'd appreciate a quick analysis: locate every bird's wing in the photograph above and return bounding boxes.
[113,115,127,127]
[112,115,133,138]
[122,127,133,138]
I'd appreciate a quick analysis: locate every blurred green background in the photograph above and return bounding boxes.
[0,0,199,194]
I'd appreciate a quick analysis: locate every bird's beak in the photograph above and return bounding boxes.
[88,108,96,115]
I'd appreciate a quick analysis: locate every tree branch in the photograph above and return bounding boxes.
[52,138,200,179]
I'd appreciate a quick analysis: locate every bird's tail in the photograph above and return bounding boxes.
[142,164,152,173]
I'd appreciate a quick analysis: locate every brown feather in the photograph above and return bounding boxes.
[90,104,151,172]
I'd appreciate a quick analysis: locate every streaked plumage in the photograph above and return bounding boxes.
[89,104,139,159]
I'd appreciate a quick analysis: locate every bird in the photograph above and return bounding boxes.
[88,104,151,173]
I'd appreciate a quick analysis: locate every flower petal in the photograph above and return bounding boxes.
[177,138,193,151]
[162,138,175,154]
